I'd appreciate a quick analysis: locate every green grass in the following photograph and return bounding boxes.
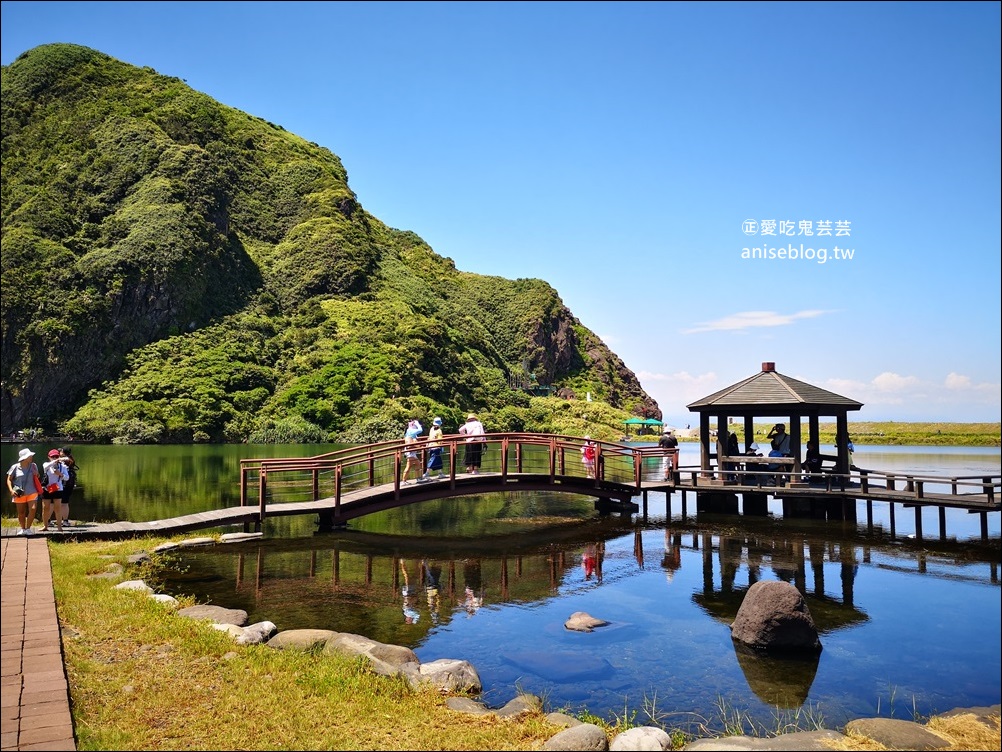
[34,536,1002,750]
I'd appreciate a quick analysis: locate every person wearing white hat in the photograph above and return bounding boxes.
[581,436,597,479]
[458,413,486,473]
[400,419,424,485]
[6,448,41,535]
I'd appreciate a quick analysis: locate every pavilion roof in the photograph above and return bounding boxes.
[687,364,863,412]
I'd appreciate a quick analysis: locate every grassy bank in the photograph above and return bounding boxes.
[46,537,999,751]
[51,538,558,751]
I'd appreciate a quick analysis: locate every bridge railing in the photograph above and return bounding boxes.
[678,460,1000,507]
[238,433,669,519]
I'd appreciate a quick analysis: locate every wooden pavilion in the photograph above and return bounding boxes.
[686,362,863,477]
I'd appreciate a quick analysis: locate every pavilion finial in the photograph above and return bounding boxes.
[762,362,775,372]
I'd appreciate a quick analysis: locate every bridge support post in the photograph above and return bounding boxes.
[782,496,827,519]
[696,492,738,515]
[317,509,347,532]
[594,497,639,516]
[742,492,769,516]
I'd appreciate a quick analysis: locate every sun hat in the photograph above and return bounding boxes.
[17,448,35,462]
[749,443,760,451]
[47,449,61,458]
[433,417,443,426]
[467,413,477,421]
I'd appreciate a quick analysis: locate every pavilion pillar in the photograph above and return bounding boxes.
[789,413,802,473]
[836,412,850,474]
[699,412,711,473]
[717,414,729,477]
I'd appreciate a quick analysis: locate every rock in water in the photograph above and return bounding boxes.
[730,580,821,654]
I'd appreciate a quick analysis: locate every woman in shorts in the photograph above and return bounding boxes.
[6,447,40,535]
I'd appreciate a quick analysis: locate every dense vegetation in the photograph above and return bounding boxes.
[2,44,656,444]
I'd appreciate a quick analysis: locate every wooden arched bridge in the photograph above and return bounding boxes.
[235,433,998,540]
[10,433,998,542]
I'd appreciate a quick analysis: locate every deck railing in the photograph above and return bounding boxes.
[239,435,999,523]
[239,434,682,521]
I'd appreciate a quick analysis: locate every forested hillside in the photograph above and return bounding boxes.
[1,44,658,443]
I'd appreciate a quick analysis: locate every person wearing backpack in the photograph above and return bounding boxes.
[6,447,41,535]
[41,448,68,531]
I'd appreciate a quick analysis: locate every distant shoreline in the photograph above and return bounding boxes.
[635,422,1001,448]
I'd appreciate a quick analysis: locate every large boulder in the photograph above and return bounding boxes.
[730,580,821,654]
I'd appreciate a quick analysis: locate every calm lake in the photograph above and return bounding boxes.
[4,441,1000,735]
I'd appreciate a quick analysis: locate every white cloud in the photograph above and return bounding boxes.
[681,309,830,335]
[871,372,921,392]
[944,373,972,390]
[821,372,1000,420]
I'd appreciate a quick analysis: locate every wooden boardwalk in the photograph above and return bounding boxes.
[3,434,998,542]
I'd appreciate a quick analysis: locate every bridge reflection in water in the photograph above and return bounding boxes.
[160,516,999,718]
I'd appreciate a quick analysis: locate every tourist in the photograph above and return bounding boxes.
[401,419,423,484]
[41,448,68,531]
[580,436,596,478]
[767,423,791,456]
[458,413,486,473]
[418,417,445,482]
[804,440,823,479]
[7,448,41,535]
[658,429,678,480]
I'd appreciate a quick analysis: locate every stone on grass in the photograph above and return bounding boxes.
[609,726,671,750]
[114,579,153,593]
[177,604,248,626]
[266,629,338,651]
[543,722,609,751]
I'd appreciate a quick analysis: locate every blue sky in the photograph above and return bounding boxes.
[3,1,1000,424]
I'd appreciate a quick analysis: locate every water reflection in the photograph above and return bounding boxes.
[732,642,820,708]
[158,516,1000,730]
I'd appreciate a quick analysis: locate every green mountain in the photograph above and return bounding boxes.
[1,43,659,444]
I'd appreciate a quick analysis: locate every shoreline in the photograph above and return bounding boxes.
[630,422,1001,448]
